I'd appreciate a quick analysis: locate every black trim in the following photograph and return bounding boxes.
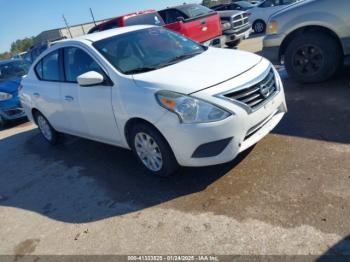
[192,137,233,158]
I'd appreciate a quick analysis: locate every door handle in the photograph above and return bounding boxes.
[64,96,74,102]
[33,92,40,98]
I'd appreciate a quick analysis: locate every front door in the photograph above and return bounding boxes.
[61,46,121,144]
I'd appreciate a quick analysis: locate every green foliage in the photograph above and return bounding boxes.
[10,37,34,54]
[0,36,34,61]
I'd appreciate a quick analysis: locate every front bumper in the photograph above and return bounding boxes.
[224,25,252,43]
[262,34,285,64]
[155,60,287,167]
[0,96,26,121]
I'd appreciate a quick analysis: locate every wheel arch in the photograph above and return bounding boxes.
[280,25,344,60]
[124,117,166,148]
[31,108,41,124]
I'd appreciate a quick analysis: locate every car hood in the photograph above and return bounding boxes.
[133,48,262,95]
[0,77,22,95]
[218,10,245,18]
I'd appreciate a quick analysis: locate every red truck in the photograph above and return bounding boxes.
[88,5,223,47]
[159,4,223,47]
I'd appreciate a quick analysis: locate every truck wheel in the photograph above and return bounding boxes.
[253,20,266,34]
[226,39,241,48]
[35,112,61,145]
[284,32,342,83]
[130,123,179,177]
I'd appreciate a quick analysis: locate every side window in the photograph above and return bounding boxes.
[35,61,43,79]
[63,47,104,83]
[35,50,60,81]
[229,4,240,10]
[163,9,187,24]
[102,22,119,31]
[260,0,279,7]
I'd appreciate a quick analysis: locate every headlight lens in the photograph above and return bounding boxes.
[156,91,231,124]
[0,92,12,101]
[267,20,278,35]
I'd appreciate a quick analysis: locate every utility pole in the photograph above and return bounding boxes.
[90,8,97,26]
[62,15,73,38]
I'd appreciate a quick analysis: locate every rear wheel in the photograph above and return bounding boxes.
[35,112,61,145]
[284,32,342,83]
[253,20,266,34]
[130,123,179,177]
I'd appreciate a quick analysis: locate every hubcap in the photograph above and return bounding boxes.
[292,45,324,76]
[37,115,52,141]
[255,22,264,33]
[134,132,163,172]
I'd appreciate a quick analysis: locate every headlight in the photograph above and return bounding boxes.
[267,20,278,35]
[156,91,231,124]
[0,92,12,101]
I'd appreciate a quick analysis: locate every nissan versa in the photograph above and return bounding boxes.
[20,25,287,176]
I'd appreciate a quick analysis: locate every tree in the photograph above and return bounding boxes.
[10,37,34,54]
[0,52,12,60]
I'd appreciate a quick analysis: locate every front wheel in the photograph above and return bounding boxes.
[130,123,179,177]
[35,112,61,145]
[253,20,266,34]
[284,32,342,83]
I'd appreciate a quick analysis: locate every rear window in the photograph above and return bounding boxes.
[176,4,215,18]
[124,13,164,26]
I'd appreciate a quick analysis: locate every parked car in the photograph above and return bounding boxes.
[212,1,256,12]
[263,0,350,83]
[216,10,252,47]
[0,60,30,126]
[20,25,287,176]
[249,0,300,33]
[88,10,165,34]
[159,4,224,47]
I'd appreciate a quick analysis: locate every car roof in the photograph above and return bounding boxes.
[72,25,155,43]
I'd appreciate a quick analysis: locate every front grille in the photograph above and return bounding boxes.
[223,69,277,110]
[232,13,249,29]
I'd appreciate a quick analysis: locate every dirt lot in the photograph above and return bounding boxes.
[0,36,350,256]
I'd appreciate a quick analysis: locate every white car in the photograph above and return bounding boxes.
[249,0,300,33]
[20,25,287,177]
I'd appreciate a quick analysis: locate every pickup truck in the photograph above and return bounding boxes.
[158,4,223,47]
[263,0,350,83]
[88,10,165,34]
[216,10,251,47]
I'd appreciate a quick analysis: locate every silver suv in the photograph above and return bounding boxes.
[263,0,350,83]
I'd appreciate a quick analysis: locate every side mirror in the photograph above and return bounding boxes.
[77,71,104,86]
[176,16,185,22]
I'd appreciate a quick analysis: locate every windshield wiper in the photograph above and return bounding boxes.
[123,67,158,75]
[160,52,203,67]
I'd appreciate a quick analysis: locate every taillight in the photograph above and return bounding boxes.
[247,12,252,16]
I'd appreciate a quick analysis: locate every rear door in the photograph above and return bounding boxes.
[31,50,65,131]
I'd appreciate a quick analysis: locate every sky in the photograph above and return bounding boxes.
[0,0,200,53]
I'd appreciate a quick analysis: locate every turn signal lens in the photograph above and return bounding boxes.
[268,20,278,35]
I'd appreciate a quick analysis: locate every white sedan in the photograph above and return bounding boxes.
[20,25,287,177]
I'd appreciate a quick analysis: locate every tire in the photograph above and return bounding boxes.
[253,20,266,34]
[0,115,6,128]
[284,32,342,83]
[34,111,61,145]
[226,39,241,48]
[130,123,179,177]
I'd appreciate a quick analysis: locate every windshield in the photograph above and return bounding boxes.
[125,13,165,26]
[177,4,215,18]
[0,60,30,82]
[237,1,255,8]
[93,27,207,75]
